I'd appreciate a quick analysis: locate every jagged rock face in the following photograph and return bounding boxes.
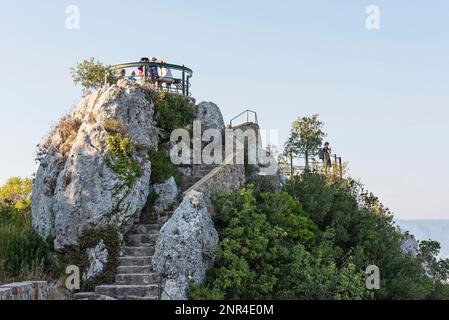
[83,240,109,280]
[401,234,419,257]
[195,101,225,132]
[32,81,158,249]
[152,177,179,215]
[152,190,218,300]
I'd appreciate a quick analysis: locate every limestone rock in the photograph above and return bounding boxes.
[195,101,225,132]
[152,177,179,215]
[152,190,219,300]
[32,81,158,248]
[83,240,109,280]
[401,234,419,257]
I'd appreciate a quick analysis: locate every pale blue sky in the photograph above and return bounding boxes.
[0,1,448,219]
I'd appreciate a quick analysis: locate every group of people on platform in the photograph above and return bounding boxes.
[117,57,175,89]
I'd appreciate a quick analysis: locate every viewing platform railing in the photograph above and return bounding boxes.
[280,153,343,178]
[111,61,193,96]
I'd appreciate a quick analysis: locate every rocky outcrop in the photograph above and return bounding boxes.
[84,240,109,280]
[151,177,179,215]
[152,190,219,300]
[32,81,158,249]
[195,101,225,132]
[401,234,419,257]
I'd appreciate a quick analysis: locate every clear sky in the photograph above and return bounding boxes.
[0,0,448,219]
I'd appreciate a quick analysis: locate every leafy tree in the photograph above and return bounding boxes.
[0,177,33,228]
[71,58,117,96]
[284,114,326,169]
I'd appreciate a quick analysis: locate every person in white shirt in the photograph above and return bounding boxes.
[157,59,174,91]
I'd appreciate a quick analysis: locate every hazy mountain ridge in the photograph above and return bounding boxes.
[396,220,449,258]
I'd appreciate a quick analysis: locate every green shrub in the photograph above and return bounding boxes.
[148,148,180,184]
[153,92,195,140]
[189,186,369,300]
[71,58,117,96]
[105,134,143,188]
[284,172,449,300]
[0,224,60,282]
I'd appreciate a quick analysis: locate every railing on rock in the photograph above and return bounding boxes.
[111,61,193,96]
[229,109,258,127]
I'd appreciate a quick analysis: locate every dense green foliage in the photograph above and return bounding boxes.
[190,173,449,300]
[0,177,60,283]
[153,92,195,141]
[71,58,117,96]
[105,134,143,188]
[147,148,180,184]
[190,186,371,300]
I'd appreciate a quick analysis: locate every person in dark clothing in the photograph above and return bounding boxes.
[323,142,332,173]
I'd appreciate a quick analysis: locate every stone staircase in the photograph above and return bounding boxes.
[74,164,220,300]
[75,209,174,300]
[94,222,160,300]
[179,164,218,192]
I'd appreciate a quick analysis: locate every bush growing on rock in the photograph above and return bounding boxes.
[105,134,143,188]
[147,148,180,184]
[153,92,195,140]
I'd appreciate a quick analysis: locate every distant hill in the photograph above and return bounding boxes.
[396,220,449,258]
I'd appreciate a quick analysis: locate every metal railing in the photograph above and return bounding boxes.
[229,109,258,127]
[280,153,343,178]
[111,61,193,96]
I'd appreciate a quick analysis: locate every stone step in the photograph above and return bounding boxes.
[192,168,216,176]
[126,295,159,300]
[115,273,159,285]
[126,234,158,246]
[118,256,152,267]
[95,284,158,299]
[117,265,153,274]
[122,246,155,257]
[73,292,116,300]
[128,228,159,236]
[130,224,159,234]
[180,176,203,183]
[157,216,169,225]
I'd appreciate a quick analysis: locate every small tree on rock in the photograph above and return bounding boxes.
[71,58,117,96]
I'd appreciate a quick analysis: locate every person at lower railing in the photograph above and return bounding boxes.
[319,142,332,173]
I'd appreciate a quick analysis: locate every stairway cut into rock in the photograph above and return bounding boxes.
[75,163,220,300]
